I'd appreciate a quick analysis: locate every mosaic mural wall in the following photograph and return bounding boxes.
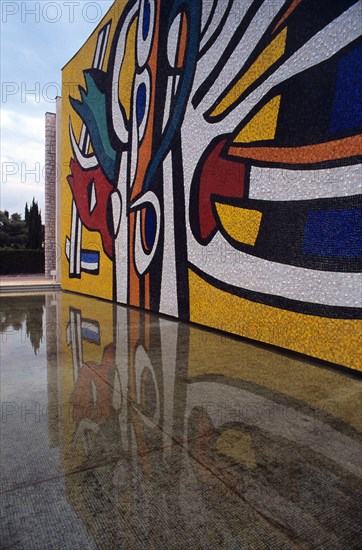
[61,0,362,370]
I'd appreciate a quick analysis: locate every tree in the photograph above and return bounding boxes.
[0,210,27,248]
[0,201,43,249]
[0,231,10,247]
[27,198,43,249]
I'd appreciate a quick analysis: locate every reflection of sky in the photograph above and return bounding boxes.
[0,1,113,216]
[0,300,96,548]
[1,319,47,401]
[1,317,53,486]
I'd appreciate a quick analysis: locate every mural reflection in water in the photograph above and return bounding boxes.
[51,293,362,548]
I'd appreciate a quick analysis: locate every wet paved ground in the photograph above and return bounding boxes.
[1,291,361,549]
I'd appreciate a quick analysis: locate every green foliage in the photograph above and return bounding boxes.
[0,199,43,250]
[0,210,27,248]
[0,249,44,274]
[0,231,10,247]
[27,198,43,249]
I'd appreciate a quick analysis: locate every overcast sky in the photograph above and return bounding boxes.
[0,0,114,218]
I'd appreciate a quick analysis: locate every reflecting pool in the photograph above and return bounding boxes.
[1,292,361,548]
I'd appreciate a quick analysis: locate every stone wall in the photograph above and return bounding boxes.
[45,112,56,277]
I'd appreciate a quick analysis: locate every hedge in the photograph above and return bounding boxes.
[0,249,45,275]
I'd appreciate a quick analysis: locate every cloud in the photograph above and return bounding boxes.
[0,0,114,215]
[0,181,45,218]
[1,109,45,162]
[1,109,45,214]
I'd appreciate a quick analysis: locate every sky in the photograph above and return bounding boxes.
[0,0,114,219]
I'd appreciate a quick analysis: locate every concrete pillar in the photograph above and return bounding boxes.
[45,112,57,277]
[55,97,62,284]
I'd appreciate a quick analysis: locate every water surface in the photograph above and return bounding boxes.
[1,292,361,548]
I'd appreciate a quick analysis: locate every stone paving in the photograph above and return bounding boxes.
[0,274,60,293]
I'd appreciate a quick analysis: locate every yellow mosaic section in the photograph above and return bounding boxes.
[61,0,129,300]
[210,28,287,118]
[188,269,362,371]
[187,323,362,432]
[234,95,281,143]
[215,203,262,245]
[119,18,137,119]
